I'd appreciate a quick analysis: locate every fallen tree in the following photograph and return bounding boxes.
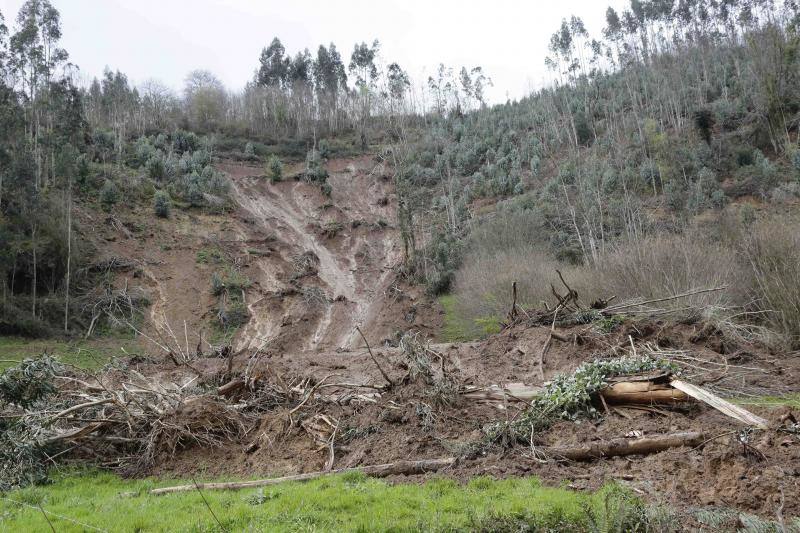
[601,381,688,404]
[544,431,705,461]
[149,458,457,495]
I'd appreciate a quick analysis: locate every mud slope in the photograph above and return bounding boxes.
[219,157,417,353]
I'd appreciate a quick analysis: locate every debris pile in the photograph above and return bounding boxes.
[0,277,797,518]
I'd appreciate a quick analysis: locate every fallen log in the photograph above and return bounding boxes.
[149,457,456,495]
[545,431,705,461]
[217,377,245,398]
[461,383,542,403]
[601,381,688,404]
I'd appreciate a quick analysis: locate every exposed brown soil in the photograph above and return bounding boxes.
[83,156,440,354]
[127,320,800,521]
[80,156,799,522]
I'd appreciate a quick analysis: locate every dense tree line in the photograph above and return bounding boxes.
[0,0,89,334]
[394,0,800,292]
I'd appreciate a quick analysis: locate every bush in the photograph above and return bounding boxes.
[266,155,283,182]
[742,220,800,346]
[318,139,330,160]
[146,155,165,180]
[211,268,252,296]
[153,190,171,218]
[218,300,249,329]
[172,130,199,153]
[99,180,119,209]
[305,149,328,182]
[453,231,739,330]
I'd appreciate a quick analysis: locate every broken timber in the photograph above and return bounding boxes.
[149,458,456,495]
[544,431,705,461]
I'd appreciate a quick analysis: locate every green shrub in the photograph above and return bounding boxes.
[211,268,252,296]
[99,180,119,209]
[318,139,330,160]
[153,190,171,218]
[305,149,328,182]
[146,155,165,180]
[266,155,283,182]
[218,300,249,329]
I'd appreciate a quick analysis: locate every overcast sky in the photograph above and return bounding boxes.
[0,0,626,103]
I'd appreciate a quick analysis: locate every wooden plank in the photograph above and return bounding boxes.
[670,379,769,429]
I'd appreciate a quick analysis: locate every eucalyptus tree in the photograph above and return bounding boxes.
[8,0,68,190]
[313,43,347,131]
[349,40,381,148]
[257,37,290,88]
[184,69,227,132]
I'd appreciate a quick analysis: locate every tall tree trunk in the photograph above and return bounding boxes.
[31,224,37,319]
[64,186,72,332]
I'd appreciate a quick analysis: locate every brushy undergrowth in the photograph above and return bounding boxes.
[0,356,63,490]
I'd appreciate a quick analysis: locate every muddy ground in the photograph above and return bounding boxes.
[120,320,800,521]
[77,156,800,521]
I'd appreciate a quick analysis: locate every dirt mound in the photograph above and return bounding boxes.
[77,156,799,521]
[142,319,800,519]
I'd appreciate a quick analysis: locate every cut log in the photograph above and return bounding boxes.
[149,458,456,495]
[670,379,768,429]
[461,383,542,403]
[600,381,688,404]
[544,431,705,461]
[217,378,245,398]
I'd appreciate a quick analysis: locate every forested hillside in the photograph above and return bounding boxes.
[1,0,799,347]
[3,2,800,528]
[391,0,800,346]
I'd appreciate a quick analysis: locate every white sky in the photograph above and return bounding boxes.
[0,0,627,103]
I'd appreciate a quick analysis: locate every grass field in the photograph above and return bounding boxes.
[0,337,142,371]
[438,295,500,343]
[0,470,652,532]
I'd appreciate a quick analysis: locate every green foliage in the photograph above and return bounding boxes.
[153,190,171,218]
[0,421,50,490]
[266,155,283,182]
[497,356,677,441]
[172,130,199,154]
[196,247,225,264]
[244,141,255,158]
[318,138,330,160]
[210,268,251,296]
[0,356,62,490]
[98,179,119,209]
[146,154,165,180]
[439,295,500,342]
[0,356,60,408]
[305,148,328,182]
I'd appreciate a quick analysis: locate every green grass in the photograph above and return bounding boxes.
[731,393,800,409]
[0,470,645,532]
[438,295,501,342]
[0,337,139,371]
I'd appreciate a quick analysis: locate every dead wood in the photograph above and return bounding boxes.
[461,383,542,403]
[601,381,689,404]
[149,457,457,495]
[670,379,769,429]
[544,431,705,461]
[356,326,394,388]
[217,378,246,398]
